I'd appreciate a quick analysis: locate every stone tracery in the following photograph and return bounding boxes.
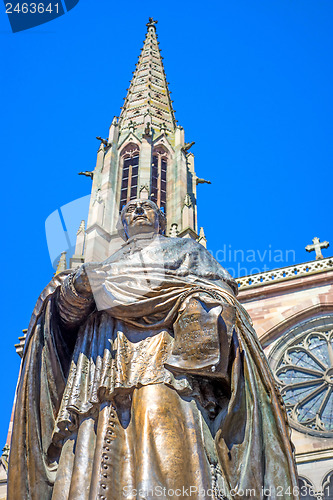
[276,329,333,436]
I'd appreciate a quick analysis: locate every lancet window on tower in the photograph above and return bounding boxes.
[151,147,168,213]
[119,143,140,210]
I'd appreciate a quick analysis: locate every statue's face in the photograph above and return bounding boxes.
[123,200,159,238]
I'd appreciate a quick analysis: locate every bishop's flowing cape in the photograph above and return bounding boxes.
[8,235,298,500]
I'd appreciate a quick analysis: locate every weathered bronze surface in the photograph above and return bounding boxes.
[8,200,299,499]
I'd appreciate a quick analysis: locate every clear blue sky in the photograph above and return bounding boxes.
[0,0,332,447]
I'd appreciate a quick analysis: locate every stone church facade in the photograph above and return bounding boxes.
[1,18,333,500]
[238,256,333,499]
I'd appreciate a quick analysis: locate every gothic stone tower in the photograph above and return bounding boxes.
[77,18,206,266]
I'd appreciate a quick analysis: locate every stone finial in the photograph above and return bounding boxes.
[2,444,9,462]
[74,220,86,258]
[305,237,330,260]
[77,220,85,235]
[169,223,179,238]
[146,17,158,31]
[56,251,67,274]
[197,227,207,248]
[1,444,10,472]
[139,185,149,200]
[182,194,194,232]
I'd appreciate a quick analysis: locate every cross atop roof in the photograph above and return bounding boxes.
[305,237,330,260]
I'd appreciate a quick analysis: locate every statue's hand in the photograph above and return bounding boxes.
[73,265,93,298]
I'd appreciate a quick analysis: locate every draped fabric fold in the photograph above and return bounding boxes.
[8,274,72,500]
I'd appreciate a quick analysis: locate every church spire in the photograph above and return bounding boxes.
[118,18,176,134]
[55,251,67,274]
[82,19,201,264]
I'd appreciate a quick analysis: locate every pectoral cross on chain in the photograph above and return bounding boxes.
[305,237,330,260]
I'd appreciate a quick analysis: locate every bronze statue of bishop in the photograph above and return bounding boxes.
[8,200,298,500]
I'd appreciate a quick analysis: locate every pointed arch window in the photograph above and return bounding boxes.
[151,146,168,214]
[297,477,316,499]
[119,143,140,210]
[323,471,333,500]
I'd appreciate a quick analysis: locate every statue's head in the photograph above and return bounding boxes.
[118,199,166,241]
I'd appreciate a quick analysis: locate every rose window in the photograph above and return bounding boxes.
[275,329,333,436]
